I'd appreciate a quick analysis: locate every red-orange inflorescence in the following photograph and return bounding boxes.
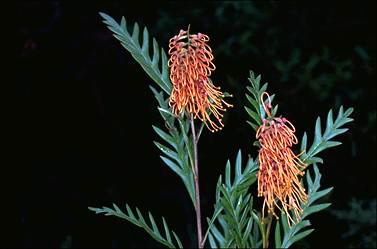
[168,28,232,132]
[256,92,307,226]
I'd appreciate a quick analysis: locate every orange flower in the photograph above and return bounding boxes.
[256,92,307,226]
[168,28,232,132]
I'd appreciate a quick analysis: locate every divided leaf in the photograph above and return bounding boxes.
[279,164,333,248]
[88,204,183,248]
[300,106,353,165]
[205,150,259,248]
[244,71,278,131]
[99,12,172,94]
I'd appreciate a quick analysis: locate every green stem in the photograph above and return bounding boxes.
[196,122,205,143]
[263,214,273,248]
[178,118,195,175]
[191,116,203,248]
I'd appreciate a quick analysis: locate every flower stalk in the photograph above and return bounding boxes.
[191,116,203,248]
[168,27,232,247]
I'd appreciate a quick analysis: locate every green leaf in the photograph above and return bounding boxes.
[225,160,231,188]
[158,107,177,119]
[162,217,172,244]
[259,83,268,96]
[313,117,322,147]
[142,27,151,60]
[307,187,333,206]
[301,106,353,165]
[154,142,182,167]
[246,94,259,112]
[271,104,279,117]
[235,150,242,184]
[207,150,259,248]
[300,132,308,152]
[304,156,324,165]
[246,121,259,132]
[208,232,218,248]
[99,12,171,94]
[279,164,334,248]
[150,84,196,209]
[203,207,223,247]
[131,23,140,46]
[242,218,254,246]
[88,204,181,248]
[160,156,183,178]
[244,70,278,132]
[209,218,226,247]
[287,229,314,247]
[281,212,289,236]
[126,204,137,220]
[151,38,160,67]
[149,212,161,236]
[245,106,261,124]
[172,231,183,248]
[152,126,177,150]
[302,203,331,220]
[275,220,282,248]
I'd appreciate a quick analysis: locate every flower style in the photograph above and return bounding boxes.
[256,92,308,226]
[168,28,232,132]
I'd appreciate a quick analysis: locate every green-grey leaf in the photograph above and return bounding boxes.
[131,23,140,48]
[235,149,242,183]
[88,204,180,248]
[172,231,183,248]
[308,187,333,206]
[287,229,314,247]
[245,106,261,124]
[275,220,282,248]
[149,212,161,236]
[302,106,353,165]
[142,27,150,60]
[99,12,171,94]
[152,125,177,150]
[242,218,253,245]
[208,232,218,248]
[162,217,172,243]
[225,160,231,188]
[300,132,308,152]
[160,156,183,178]
[302,203,331,220]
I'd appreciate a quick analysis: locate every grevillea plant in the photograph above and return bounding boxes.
[89,12,354,248]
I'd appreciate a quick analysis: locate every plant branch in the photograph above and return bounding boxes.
[191,116,203,248]
[264,213,273,248]
[196,122,205,143]
[178,117,196,175]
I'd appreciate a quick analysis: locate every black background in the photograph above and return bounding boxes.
[13,1,376,248]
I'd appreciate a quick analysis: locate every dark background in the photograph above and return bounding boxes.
[13,1,375,248]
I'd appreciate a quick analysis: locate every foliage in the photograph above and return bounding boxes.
[244,70,278,131]
[98,12,172,94]
[88,204,183,248]
[300,106,354,166]
[206,72,354,248]
[89,13,354,248]
[278,164,332,248]
[206,150,259,248]
[98,12,196,208]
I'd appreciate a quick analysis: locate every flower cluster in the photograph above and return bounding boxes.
[168,28,232,132]
[256,92,307,226]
